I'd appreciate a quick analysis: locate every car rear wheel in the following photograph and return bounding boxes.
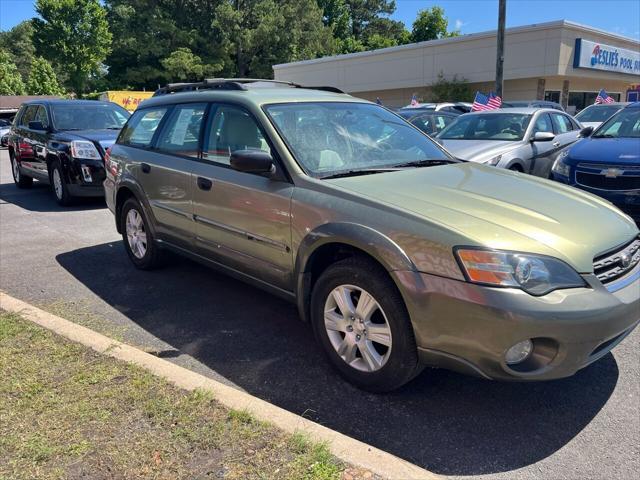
[10,153,33,188]
[50,161,72,206]
[121,197,162,270]
[310,257,423,392]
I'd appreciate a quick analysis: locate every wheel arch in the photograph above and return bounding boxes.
[294,223,416,323]
[114,178,157,236]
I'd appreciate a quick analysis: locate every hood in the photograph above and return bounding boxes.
[327,163,638,273]
[438,139,521,163]
[59,129,120,151]
[567,137,640,166]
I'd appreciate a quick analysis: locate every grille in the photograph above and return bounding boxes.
[593,237,640,284]
[576,171,640,191]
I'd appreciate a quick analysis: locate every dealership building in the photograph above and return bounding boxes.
[274,20,640,112]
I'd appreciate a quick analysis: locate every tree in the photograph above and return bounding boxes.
[411,6,459,43]
[430,72,473,102]
[33,0,112,94]
[362,17,410,49]
[0,21,36,79]
[0,50,26,95]
[214,0,334,78]
[161,48,222,82]
[26,56,64,95]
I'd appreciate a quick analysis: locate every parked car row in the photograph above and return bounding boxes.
[5,82,639,393]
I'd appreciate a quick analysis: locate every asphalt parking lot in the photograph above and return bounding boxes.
[0,149,638,480]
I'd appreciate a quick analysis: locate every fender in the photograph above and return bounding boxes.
[114,174,158,237]
[294,222,417,322]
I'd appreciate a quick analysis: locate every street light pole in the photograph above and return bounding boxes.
[495,0,506,97]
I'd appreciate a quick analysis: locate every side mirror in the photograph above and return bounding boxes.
[28,121,47,132]
[230,149,275,175]
[579,126,594,137]
[531,131,555,142]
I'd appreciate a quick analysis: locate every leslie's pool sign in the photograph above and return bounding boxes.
[574,38,640,75]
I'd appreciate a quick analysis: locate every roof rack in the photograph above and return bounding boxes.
[152,78,344,96]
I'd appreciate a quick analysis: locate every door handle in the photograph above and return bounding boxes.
[197,177,213,191]
[141,163,151,173]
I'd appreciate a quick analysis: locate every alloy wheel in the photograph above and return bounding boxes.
[11,157,20,182]
[125,209,147,259]
[52,168,63,200]
[323,284,392,372]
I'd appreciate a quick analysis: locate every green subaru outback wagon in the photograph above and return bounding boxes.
[104,79,639,392]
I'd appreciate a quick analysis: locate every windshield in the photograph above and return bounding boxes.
[437,113,531,141]
[575,105,622,123]
[52,103,130,131]
[264,102,452,177]
[592,107,640,138]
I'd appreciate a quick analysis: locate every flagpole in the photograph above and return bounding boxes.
[495,0,507,98]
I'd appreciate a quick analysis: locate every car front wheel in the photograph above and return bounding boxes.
[120,197,162,269]
[50,161,72,205]
[310,257,422,392]
[10,153,33,188]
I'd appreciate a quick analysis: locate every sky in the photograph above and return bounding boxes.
[1,0,639,40]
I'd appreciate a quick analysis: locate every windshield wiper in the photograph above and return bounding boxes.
[320,168,402,179]
[592,133,616,138]
[392,158,459,168]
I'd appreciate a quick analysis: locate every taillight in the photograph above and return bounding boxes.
[105,146,118,176]
[18,142,33,156]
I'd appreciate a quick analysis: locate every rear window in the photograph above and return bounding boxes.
[118,107,168,147]
[155,103,206,158]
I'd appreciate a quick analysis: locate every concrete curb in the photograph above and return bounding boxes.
[0,291,440,480]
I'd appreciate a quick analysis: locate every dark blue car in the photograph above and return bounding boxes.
[552,102,640,222]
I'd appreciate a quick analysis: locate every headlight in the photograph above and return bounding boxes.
[484,154,502,166]
[455,248,586,295]
[70,140,101,160]
[552,151,571,177]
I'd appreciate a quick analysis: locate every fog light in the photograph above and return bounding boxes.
[81,165,93,183]
[505,339,533,365]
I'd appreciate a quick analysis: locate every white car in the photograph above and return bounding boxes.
[574,102,630,130]
[400,102,471,114]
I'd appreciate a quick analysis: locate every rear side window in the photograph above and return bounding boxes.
[551,113,575,133]
[20,105,38,127]
[119,107,168,147]
[155,103,207,158]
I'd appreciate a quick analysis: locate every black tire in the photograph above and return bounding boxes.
[508,164,524,172]
[10,152,33,188]
[120,197,162,270]
[50,160,73,206]
[310,257,423,392]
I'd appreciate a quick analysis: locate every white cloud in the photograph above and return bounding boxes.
[454,19,467,31]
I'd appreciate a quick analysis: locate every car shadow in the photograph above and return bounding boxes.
[0,180,106,212]
[56,242,619,476]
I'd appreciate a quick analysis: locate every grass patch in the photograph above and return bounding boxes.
[0,311,380,479]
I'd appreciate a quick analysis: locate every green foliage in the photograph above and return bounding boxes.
[161,48,221,82]
[0,50,26,95]
[430,72,473,102]
[213,0,334,78]
[26,56,64,95]
[33,0,112,94]
[0,21,36,79]
[411,6,459,43]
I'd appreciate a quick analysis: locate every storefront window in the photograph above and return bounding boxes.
[544,91,560,103]
[568,91,621,113]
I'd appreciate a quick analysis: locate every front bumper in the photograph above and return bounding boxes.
[394,267,640,381]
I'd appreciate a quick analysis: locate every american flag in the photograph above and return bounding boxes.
[410,93,419,107]
[472,91,502,111]
[595,89,614,104]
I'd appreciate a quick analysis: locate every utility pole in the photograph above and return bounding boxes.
[495,0,506,97]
